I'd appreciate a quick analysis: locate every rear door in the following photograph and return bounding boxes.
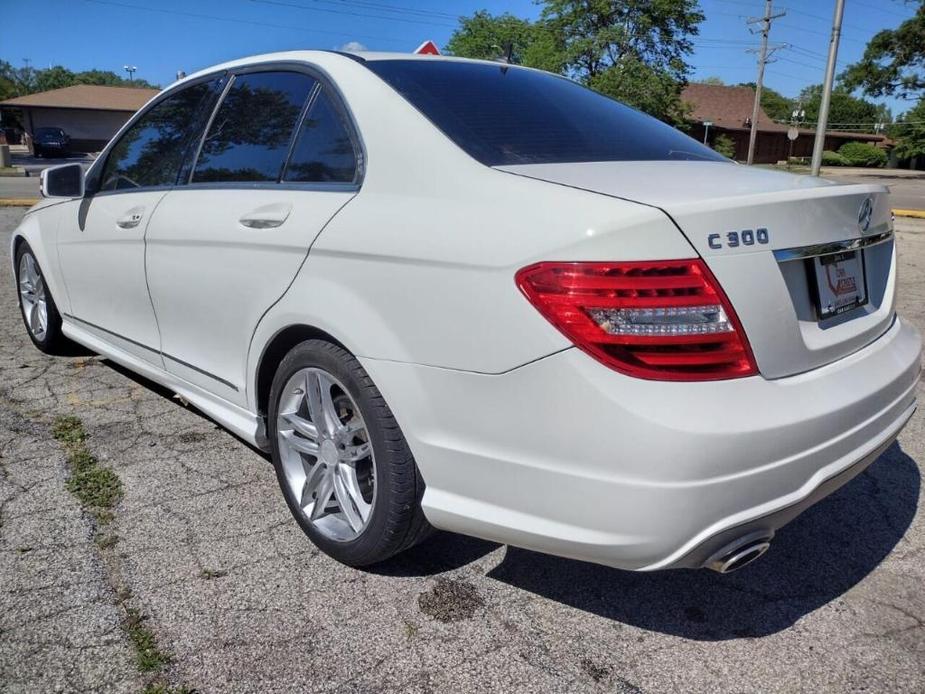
[144,67,361,405]
[56,78,221,364]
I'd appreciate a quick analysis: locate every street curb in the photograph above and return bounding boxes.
[0,199,38,207]
[894,209,925,219]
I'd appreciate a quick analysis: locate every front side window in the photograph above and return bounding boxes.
[283,90,358,184]
[193,71,316,183]
[100,80,218,191]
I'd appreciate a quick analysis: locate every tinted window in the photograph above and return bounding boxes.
[283,90,358,184]
[193,71,315,183]
[100,81,217,191]
[365,60,726,166]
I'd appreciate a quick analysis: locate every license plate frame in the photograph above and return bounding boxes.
[808,249,868,320]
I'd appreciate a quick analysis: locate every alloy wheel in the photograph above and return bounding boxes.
[19,253,48,341]
[276,367,376,542]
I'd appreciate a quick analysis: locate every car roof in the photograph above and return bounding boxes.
[178,49,518,84]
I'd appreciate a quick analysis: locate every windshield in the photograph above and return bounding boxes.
[365,59,726,167]
[35,128,66,138]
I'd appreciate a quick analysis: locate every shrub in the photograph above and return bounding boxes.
[821,150,849,166]
[837,141,887,167]
[712,134,736,159]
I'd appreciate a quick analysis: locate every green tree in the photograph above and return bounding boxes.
[712,134,735,158]
[891,99,925,160]
[737,82,794,123]
[700,76,724,85]
[798,84,890,133]
[76,69,158,89]
[540,0,704,123]
[444,10,564,72]
[841,2,925,100]
[35,66,77,92]
[445,0,705,123]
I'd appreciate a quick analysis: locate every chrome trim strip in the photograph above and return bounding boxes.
[63,313,239,391]
[773,230,894,262]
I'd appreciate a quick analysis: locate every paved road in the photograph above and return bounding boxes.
[822,168,925,211]
[0,207,923,692]
[0,177,39,200]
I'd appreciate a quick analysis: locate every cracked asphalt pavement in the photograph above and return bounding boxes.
[1,207,923,692]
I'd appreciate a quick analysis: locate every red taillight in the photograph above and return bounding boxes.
[516,260,758,381]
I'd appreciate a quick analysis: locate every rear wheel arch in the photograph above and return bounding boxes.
[254,324,350,418]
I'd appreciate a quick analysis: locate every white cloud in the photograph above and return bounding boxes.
[339,41,367,52]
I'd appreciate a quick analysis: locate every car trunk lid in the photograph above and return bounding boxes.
[498,161,896,379]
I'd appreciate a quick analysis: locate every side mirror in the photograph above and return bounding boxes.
[40,163,85,199]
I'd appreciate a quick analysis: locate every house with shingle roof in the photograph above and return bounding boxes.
[0,84,159,152]
[682,82,887,163]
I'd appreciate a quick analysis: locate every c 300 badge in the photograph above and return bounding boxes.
[708,228,770,250]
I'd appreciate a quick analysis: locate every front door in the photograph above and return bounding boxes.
[56,77,223,365]
[144,71,361,406]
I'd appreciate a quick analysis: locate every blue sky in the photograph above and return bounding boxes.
[0,0,919,117]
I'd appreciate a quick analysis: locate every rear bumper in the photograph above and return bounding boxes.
[360,315,921,571]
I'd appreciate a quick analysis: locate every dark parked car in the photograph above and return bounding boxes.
[33,127,71,158]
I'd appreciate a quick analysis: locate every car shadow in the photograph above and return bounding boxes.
[83,355,922,639]
[484,442,920,640]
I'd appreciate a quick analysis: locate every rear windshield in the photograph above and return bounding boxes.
[365,60,725,166]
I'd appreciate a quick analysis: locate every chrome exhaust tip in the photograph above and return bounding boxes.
[707,538,772,574]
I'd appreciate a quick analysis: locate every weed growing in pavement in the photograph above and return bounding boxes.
[51,414,191,690]
[198,568,228,580]
[125,607,172,672]
[52,414,123,524]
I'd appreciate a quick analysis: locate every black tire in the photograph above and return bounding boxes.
[15,242,68,354]
[268,339,431,566]
[33,147,42,158]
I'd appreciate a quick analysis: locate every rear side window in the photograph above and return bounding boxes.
[100,80,218,191]
[283,90,358,184]
[365,60,726,166]
[193,71,316,183]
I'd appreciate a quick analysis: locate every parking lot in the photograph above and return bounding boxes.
[0,205,923,693]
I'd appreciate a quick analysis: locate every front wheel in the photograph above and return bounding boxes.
[268,340,431,566]
[15,243,68,353]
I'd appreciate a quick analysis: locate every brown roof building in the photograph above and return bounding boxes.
[0,84,159,153]
[682,82,885,163]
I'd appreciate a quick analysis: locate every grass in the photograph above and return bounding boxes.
[52,415,122,525]
[143,684,196,694]
[51,415,86,446]
[198,568,227,580]
[125,607,172,672]
[51,414,191,690]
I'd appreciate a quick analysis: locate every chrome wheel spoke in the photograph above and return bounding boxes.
[280,411,318,441]
[299,460,326,508]
[305,370,339,436]
[333,465,366,532]
[280,429,319,456]
[308,474,335,520]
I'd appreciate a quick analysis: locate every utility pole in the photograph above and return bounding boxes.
[810,0,846,176]
[746,0,786,165]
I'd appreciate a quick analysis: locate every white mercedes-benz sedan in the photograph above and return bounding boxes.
[13,51,921,573]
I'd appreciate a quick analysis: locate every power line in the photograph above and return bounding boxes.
[286,0,460,21]
[82,0,411,45]
[249,0,457,28]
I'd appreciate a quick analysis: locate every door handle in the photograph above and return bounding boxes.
[239,202,292,229]
[116,207,145,229]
